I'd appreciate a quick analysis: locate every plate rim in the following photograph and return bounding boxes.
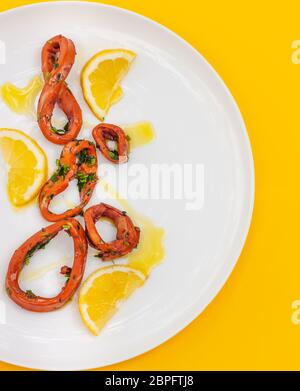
[0,0,255,370]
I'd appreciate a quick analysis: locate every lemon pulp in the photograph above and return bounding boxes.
[79,266,145,335]
[81,49,136,120]
[0,128,47,206]
[1,75,43,115]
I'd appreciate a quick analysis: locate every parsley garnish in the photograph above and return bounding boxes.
[51,122,69,135]
[59,164,69,177]
[76,172,97,192]
[25,290,37,299]
[108,150,119,161]
[50,172,59,183]
[50,162,69,182]
[24,237,51,266]
[87,156,96,165]
[77,149,96,166]
[77,149,88,164]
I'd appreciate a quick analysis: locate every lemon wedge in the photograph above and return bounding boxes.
[0,128,47,206]
[78,265,146,335]
[81,49,136,121]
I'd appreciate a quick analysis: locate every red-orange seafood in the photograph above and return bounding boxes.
[84,203,140,261]
[92,123,129,164]
[6,219,87,312]
[39,139,98,222]
[37,35,82,144]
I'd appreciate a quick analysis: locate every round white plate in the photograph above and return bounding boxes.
[0,1,254,370]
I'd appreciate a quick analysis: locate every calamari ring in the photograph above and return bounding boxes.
[84,203,140,261]
[39,139,98,222]
[92,123,128,164]
[37,35,82,144]
[5,218,87,312]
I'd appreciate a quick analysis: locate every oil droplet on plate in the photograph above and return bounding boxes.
[1,75,43,116]
[20,259,66,283]
[122,121,155,150]
[101,180,165,277]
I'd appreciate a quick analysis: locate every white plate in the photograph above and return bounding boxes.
[0,1,254,370]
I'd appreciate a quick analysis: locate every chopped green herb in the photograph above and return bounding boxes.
[50,161,69,181]
[77,149,89,164]
[25,290,36,299]
[77,149,96,166]
[45,72,51,82]
[57,163,69,178]
[94,253,103,259]
[56,73,62,81]
[87,156,96,165]
[62,224,70,230]
[76,172,97,192]
[76,172,88,191]
[23,237,52,266]
[63,270,71,283]
[125,134,131,142]
[51,123,68,135]
[53,62,59,69]
[50,172,59,183]
[108,150,119,161]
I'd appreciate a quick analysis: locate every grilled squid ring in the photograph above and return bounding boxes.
[5,218,87,312]
[92,123,129,164]
[37,35,82,144]
[39,139,98,222]
[84,203,140,261]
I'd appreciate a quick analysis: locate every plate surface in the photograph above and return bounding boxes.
[0,2,254,370]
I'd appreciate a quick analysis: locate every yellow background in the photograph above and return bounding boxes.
[0,0,298,371]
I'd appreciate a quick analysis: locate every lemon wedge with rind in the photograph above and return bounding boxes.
[79,265,146,335]
[0,128,47,206]
[81,49,136,121]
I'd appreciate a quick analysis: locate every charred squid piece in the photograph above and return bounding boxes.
[92,123,129,164]
[84,203,140,261]
[37,35,82,144]
[6,218,87,312]
[39,139,98,222]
